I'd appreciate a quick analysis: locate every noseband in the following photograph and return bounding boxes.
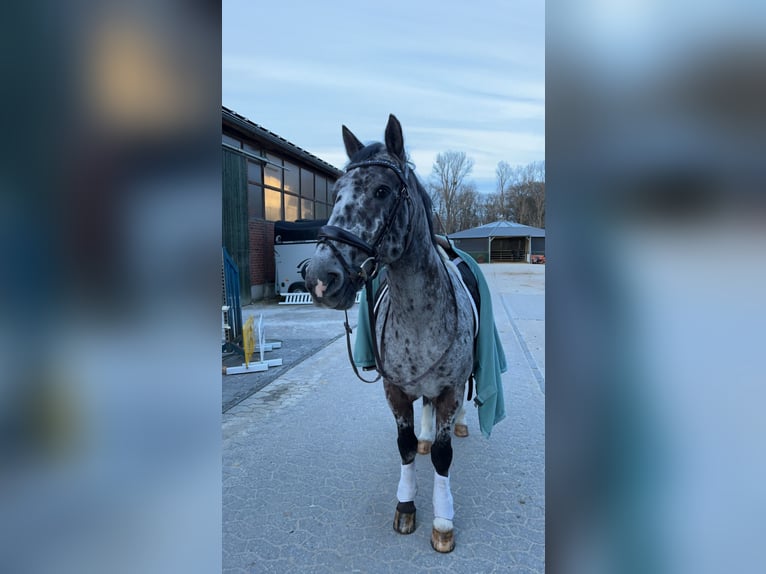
[317,158,412,284]
[317,158,414,383]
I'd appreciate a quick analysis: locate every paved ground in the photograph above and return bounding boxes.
[223,263,545,573]
[222,302,360,412]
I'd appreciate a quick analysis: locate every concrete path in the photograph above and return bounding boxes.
[223,264,545,573]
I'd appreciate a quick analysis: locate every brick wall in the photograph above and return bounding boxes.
[248,219,275,289]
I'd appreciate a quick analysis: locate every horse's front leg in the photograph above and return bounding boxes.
[454,403,469,438]
[384,381,418,534]
[429,384,465,553]
[420,398,468,454]
[417,397,435,454]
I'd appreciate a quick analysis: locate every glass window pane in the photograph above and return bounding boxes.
[300,169,314,199]
[328,181,337,204]
[283,161,299,193]
[264,164,281,189]
[316,176,326,203]
[265,188,282,221]
[264,153,282,188]
[284,193,299,221]
[247,160,262,184]
[315,202,326,219]
[244,142,260,155]
[248,183,264,219]
[222,133,240,148]
[301,198,314,219]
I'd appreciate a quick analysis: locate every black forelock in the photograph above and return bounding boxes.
[347,142,386,164]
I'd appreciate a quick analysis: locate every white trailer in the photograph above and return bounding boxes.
[273,219,327,295]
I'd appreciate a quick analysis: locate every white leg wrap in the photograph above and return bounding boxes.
[397,462,417,502]
[432,472,454,521]
[418,402,435,442]
[455,404,466,426]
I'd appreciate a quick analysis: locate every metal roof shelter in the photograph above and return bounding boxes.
[448,220,546,263]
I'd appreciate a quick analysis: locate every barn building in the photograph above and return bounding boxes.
[222,106,342,302]
[449,220,546,263]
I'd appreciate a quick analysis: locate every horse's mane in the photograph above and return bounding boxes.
[347,143,438,247]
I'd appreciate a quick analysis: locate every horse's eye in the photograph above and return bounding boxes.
[375,186,391,198]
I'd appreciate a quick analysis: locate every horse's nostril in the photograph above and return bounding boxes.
[313,270,341,299]
[325,271,341,292]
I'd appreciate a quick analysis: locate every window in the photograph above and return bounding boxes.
[264,164,281,189]
[248,183,264,219]
[283,161,299,193]
[328,181,337,204]
[222,133,241,148]
[284,193,299,221]
[316,176,327,203]
[247,160,262,184]
[300,169,314,199]
[315,202,327,219]
[301,198,314,219]
[265,188,282,221]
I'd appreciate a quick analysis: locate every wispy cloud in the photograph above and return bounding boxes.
[223,0,544,195]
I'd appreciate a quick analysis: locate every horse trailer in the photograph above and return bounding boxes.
[273,219,327,295]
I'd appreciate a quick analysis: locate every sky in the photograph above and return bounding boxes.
[222,0,544,195]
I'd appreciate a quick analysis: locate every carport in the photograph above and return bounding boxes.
[449,220,546,263]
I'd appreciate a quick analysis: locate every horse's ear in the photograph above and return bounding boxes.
[342,125,364,159]
[384,114,406,162]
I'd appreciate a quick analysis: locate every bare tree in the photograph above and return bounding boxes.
[481,192,505,224]
[453,183,482,232]
[428,151,475,234]
[495,161,513,220]
[493,160,545,228]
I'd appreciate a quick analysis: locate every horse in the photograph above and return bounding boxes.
[304,115,477,552]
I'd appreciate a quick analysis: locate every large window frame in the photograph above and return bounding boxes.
[223,131,338,222]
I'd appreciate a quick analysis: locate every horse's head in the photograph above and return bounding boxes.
[305,114,429,310]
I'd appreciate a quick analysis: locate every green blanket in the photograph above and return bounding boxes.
[353,242,508,438]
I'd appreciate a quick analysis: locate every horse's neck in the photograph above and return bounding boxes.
[385,236,454,319]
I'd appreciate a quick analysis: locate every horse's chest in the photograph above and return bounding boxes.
[375,295,473,395]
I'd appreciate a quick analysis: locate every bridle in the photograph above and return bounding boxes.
[316,157,414,383]
[317,158,413,285]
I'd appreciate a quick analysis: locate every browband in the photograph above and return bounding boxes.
[345,158,410,189]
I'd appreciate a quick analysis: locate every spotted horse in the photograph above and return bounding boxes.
[306,115,481,552]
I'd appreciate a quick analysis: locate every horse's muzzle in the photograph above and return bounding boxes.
[304,248,359,310]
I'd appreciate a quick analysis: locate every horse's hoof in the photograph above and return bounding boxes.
[393,502,416,534]
[431,526,455,553]
[417,440,432,454]
[454,424,469,438]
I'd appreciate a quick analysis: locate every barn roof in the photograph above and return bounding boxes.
[222,106,343,178]
[449,220,546,239]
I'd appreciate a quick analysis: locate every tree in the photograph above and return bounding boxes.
[453,183,482,232]
[495,161,513,220]
[427,151,475,234]
[492,160,545,228]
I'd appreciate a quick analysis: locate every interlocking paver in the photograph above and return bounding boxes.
[223,264,545,573]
